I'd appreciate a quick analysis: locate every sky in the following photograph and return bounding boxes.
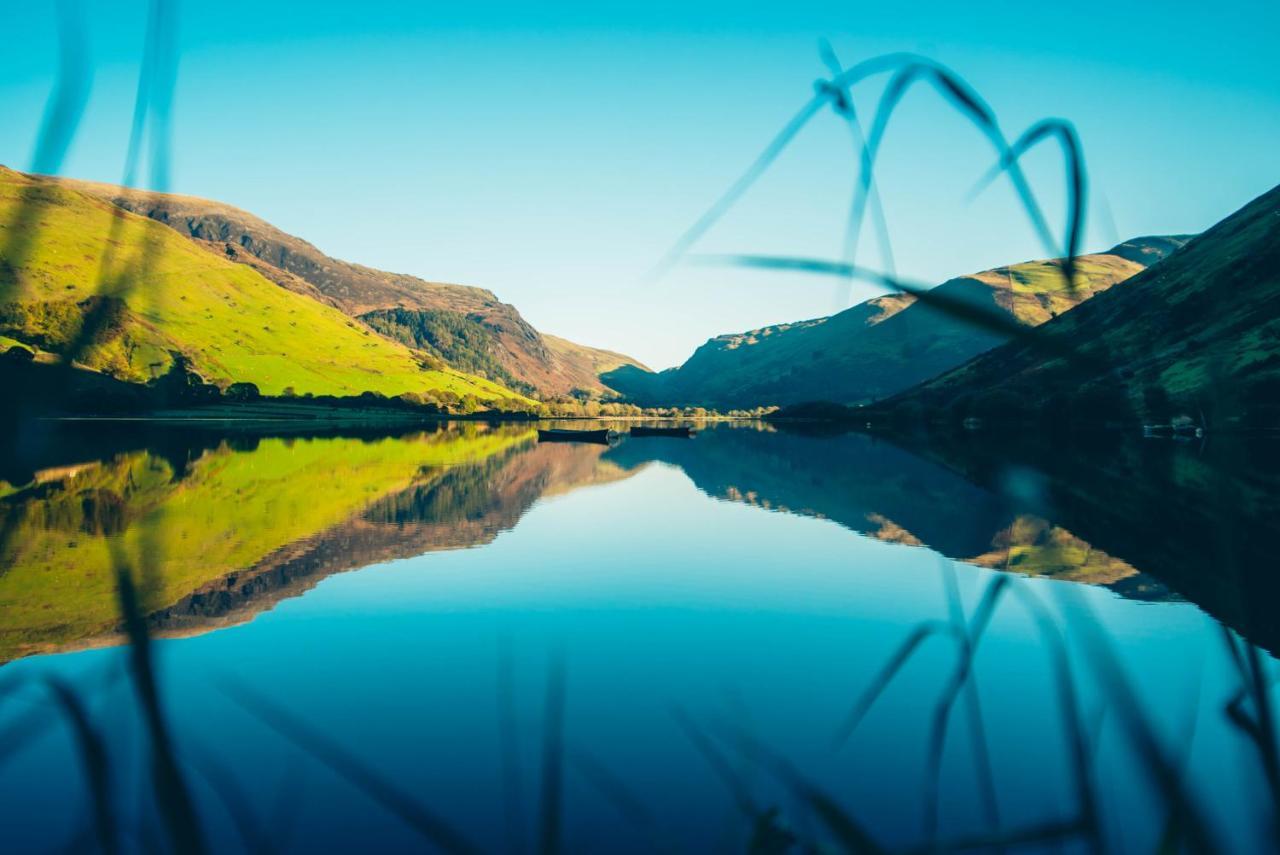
[0,1,1277,369]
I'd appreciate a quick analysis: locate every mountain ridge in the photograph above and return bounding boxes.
[876,184,1280,430]
[605,236,1190,409]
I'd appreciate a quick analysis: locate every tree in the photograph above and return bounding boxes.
[225,382,261,402]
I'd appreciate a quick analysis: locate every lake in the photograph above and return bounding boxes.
[0,420,1277,853]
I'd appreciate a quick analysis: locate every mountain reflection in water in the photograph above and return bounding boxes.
[1,420,1278,853]
[606,426,1187,602]
[3,421,1276,660]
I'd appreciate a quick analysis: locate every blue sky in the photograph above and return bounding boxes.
[1,1,1277,368]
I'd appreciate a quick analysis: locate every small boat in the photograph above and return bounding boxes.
[630,426,696,438]
[537,428,617,444]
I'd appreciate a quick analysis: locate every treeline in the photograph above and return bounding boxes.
[2,345,776,422]
[538,396,775,420]
[0,346,535,419]
[795,371,1280,435]
[359,308,538,397]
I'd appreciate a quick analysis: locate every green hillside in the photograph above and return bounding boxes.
[51,174,649,398]
[881,184,1280,431]
[606,237,1187,409]
[0,167,528,403]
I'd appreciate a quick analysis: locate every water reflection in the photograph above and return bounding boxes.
[149,437,631,639]
[0,421,1276,852]
[2,422,1274,657]
[607,426,1186,599]
[1,424,645,659]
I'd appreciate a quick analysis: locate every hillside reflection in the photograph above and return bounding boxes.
[0,424,623,660]
[608,424,1278,649]
[2,421,1275,661]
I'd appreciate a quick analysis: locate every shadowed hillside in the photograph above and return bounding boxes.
[51,174,647,398]
[879,184,1280,430]
[607,237,1187,408]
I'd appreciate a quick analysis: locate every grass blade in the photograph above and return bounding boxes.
[45,678,119,855]
[537,654,567,855]
[218,677,481,854]
[831,620,957,751]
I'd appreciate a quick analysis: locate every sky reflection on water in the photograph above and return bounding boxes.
[0,424,1275,852]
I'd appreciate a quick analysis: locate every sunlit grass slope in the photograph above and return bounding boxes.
[0,427,534,660]
[0,167,528,402]
[56,174,649,398]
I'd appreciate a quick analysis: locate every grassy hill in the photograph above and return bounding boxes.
[0,167,528,403]
[605,237,1187,409]
[52,175,648,398]
[880,184,1280,431]
[541,332,646,386]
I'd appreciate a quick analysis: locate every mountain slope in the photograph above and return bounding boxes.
[606,237,1188,408]
[52,175,647,398]
[540,333,647,389]
[0,167,525,402]
[882,184,1280,430]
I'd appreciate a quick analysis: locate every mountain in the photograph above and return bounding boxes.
[0,167,525,403]
[51,175,647,398]
[879,183,1280,431]
[604,237,1189,409]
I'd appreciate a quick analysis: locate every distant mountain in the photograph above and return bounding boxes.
[53,176,647,398]
[605,237,1189,409]
[879,184,1280,431]
[0,167,523,403]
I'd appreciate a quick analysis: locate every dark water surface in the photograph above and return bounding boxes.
[0,420,1277,853]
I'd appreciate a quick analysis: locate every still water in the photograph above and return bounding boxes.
[0,421,1276,853]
